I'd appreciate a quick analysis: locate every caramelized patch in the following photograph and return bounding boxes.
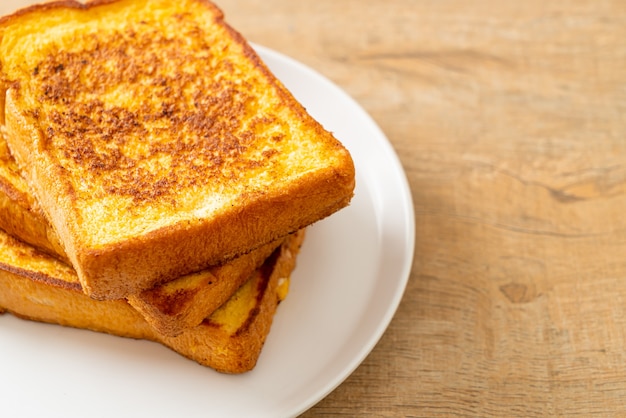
[147,284,202,316]
[28,15,282,205]
[233,247,280,336]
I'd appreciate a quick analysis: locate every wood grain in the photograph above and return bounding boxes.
[218,1,626,416]
[3,0,626,416]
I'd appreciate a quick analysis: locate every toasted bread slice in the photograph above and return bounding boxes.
[0,227,304,373]
[0,132,301,334]
[128,231,304,336]
[0,0,355,299]
[0,129,68,261]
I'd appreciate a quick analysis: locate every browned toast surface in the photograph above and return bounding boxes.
[0,0,354,299]
[0,226,303,373]
[128,231,304,336]
[0,133,302,333]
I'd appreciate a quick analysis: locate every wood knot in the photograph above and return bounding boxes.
[499,282,538,304]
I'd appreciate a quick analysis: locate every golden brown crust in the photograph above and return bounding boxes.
[72,162,351,299]
[0,1,83,26]
[127,236,291,336]
[171,229,304,371]
[0,131,302,334]
[0,132,68,260]
[0,0,354,300]
[0,226,301,373]
[0,230,80,289]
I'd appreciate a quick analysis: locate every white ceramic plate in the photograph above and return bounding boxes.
[0,45,415,418]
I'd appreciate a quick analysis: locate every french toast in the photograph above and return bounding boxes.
[0,226,304,373]
[127,234,298,336]
[0,0,355,299]
[0,130,68,261]
[0,132,300,335]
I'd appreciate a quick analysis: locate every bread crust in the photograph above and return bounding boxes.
[0,0,354,299]
[0,131,306,334]
[0,226,301,373]
[0,132,68,260]
[128,232,305,336]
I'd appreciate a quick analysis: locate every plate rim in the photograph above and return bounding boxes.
[252,44,416,415]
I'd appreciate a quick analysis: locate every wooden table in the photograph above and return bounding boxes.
[218,1,626,416]
[4,0,626,416]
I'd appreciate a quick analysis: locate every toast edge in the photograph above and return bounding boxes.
[127,235,296,337]
[0,227,304,373]
[0,0,354,300]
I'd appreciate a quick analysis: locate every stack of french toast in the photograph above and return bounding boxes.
[0,0,354,373]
